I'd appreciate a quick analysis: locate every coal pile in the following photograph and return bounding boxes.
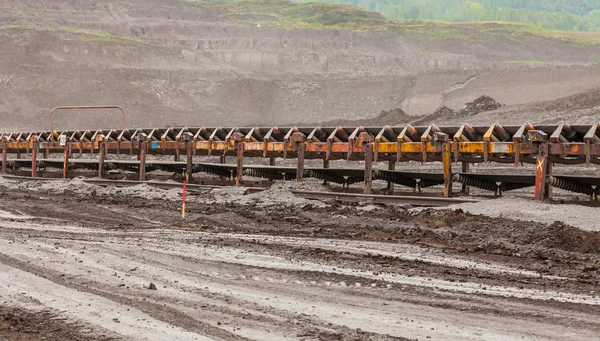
[412,96,503,125]
[459,96,503,116]
[433,106,456,117]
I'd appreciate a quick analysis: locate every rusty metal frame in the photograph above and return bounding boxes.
[3,121,600,201]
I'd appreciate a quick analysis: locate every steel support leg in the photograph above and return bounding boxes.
[63,144,69,179]
[1,144,7,174]
[461,162,470,195]
[139,141,147,181]
[15,150,20,173]
[236,143,243,186]
[31,137,38,178]
[364,143,373,194]
[323,157,330,186]
[547,161,553,200]
[98,141,105,178]
[219,155,227,181]
[442,142,453,198]
[535,144,551,201]
[387,159,395,193]
[296,142,305,182]
[186,141,193,183]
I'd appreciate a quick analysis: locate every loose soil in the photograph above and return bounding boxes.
[0,306,114,341]
[0,180,599,340]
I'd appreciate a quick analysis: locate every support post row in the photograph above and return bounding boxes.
[60,134,69,179]
[291,132,307,182]
[97,135,106,178]
[461,162,470,195]
[322,157,330,186]
[434,132,453,198]
[230,132,244,187]
[526,130,551,201]
[387,159,395,193]
[1,137,7,174]
[137,133,148,181]
[31,135,38,178]
[182,132,194,183]
[364,143,373,194]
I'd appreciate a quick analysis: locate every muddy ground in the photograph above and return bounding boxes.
[0,179,599,340]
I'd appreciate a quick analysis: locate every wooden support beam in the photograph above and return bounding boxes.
[269,157,275,166]
[139,141,147,181]
[296,142,305,182]
[364,143,373,194]
[461,162,470,195]
[236,142,243,186]
[535,143,551,201]
[442,140,453,198]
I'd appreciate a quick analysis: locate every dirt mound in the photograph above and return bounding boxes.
[411,96,502,126]
[433,106,456,117]
[545,223,600,254]
[459,96,503,116]
[530,87,600,112]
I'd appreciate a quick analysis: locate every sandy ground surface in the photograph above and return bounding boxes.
[0,178,599,340]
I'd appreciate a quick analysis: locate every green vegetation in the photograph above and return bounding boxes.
[191,0,600,45]
[6,25,32,30]
[291,0,600,32]
[1,25,145,44]
[198,0,393,30]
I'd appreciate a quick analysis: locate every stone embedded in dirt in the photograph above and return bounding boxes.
[147,283,157,290]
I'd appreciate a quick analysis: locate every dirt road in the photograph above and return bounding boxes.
[0,181,599,340]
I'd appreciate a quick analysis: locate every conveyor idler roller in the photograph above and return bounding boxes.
[373,170,417,189]
[308,170,346,185]
[452,174,497,192]
[243,169,287,180]
[549,176,595,196]
[192,164,232,178]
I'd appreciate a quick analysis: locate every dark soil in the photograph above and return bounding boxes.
[0,306,114,341]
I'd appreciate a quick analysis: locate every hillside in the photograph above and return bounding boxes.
[1,0,600,130]
[293,0,600,32]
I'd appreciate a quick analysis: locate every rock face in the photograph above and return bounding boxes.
[1,0,600,130]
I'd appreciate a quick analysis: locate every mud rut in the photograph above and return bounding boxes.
[0,188,599,341]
